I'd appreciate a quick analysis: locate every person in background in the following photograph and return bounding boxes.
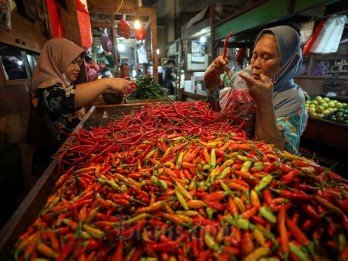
[119,63,130,78]
[204,25,308,154]
[163,59,176,95]
[85,54,99,82]
[98,58,112,78]
[118,63,130,104]
[29,38,133,177]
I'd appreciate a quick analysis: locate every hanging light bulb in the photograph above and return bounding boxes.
[134,19,141,29]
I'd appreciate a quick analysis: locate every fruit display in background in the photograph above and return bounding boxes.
[326,109,348,124]
[305,95,347,119]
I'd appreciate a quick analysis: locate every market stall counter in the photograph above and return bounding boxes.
[1,101,348,260]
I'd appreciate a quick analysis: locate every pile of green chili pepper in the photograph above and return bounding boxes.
[127,75,168,100]
[13,101,348,260]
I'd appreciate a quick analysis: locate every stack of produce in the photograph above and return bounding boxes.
[127,75,168,101]
[13,101,348,260]
[305,95,347,120]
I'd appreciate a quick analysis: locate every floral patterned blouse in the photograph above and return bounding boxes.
[218,72,307,155]
[38,82,81,144]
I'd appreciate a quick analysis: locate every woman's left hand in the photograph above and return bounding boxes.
[238,72,273,106]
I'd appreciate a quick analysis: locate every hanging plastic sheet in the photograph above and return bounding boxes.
[309,15,347,54]
[303,19,325,55]
[299,20,315,45]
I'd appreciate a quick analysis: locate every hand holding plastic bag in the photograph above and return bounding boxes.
[219,69,256,131]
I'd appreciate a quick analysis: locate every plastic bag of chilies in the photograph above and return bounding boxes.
[219,69,256,135]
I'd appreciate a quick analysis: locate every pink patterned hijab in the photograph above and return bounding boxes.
[31,38,85,92]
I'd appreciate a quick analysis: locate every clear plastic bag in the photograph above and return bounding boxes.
[219,70,256,132]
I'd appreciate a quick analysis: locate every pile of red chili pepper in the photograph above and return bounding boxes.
[13,101,348,260]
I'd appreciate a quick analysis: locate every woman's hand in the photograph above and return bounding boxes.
[204,56,230,92]
[107,78,133,95]
[238,72,273,106]
[238,72,284,150]
[210,55,230,75]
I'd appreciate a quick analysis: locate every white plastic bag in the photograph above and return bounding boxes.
[310,15,347,53]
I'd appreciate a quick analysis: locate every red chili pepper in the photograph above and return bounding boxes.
[130,246,143,261]
[233,170,256,180]
[122,219,146,239]
[47,229,60,252]
[241,206,259,219]
[241,231,254,256]
[302,219,314,231]
[204,191,226,202]
[340,199,348,213]
[314,194,345,216]
[262,189,273,206]
[143,243,157,258]
[340,244,348,260]
[95,246,111,261]
[228,197,238,216]
[263,162,280,173]
[301,204,321,220]
[204,200,226,211]
[18,227,34,241]
[278,204,289,258]
[286,217,310,246]
[150,241,178,253]
[280,189,312,201]
[251,215,267,226]
[192,217,221,228]
[222,31,234,59]
[56,243,75,261]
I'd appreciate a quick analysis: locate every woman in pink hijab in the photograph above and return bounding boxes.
[30,38,133,177]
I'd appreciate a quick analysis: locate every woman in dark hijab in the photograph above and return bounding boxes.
[30,38,133,177]
[204,25,307,154]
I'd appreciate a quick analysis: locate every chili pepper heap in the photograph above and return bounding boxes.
[13,101,348,260]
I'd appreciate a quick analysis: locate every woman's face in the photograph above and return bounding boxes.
[64,56,83,82]
[250,34,281,81]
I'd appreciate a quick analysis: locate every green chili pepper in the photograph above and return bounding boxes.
[241,160,252,172]
[177,151,184,165]
[255,225,278,246]
[253,162,265,171]
[121,213,149,226]
[210,148,216,169]
[151,176,160,186]
[222,216,251,230]
[289,242,310,261]
[145,149,157,159]
[206,206,216,219]
[236,155,251,162]
[204,233,220,251]
[259,258,281,261]
[109,180,124,192]
[259,206,277,224]
[159,180,168,191]
[219,180,232,194]
[175,188,188,210]
[216,166,231,180]
[203,164,210,170]
[338,234,347,252]
[255,175,273,193]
